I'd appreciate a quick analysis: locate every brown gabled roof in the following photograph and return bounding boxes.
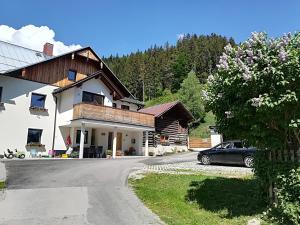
[139,101,194,122]
[3,45,136,99]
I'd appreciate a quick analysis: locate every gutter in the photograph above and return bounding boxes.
[51,94,58,156]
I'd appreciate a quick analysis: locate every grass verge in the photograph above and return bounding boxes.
[130,173,272,225]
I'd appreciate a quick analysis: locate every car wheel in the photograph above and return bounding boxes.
[7,154,14,159]
[244,156,254,168]
[19,154,25,159]
[201,155,211,165]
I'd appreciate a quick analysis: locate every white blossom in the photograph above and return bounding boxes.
[279,47,288,62]
[224,44,233,54]
[217,53,229,70]
[251,96,263,107]
[202,90,209,101]
[225,111,234,118]
[243,68,252,81]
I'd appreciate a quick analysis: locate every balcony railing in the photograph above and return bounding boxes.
[73,103,155,128]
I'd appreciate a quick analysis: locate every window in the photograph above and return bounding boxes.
[27,129,43,144]
[112,103,117,108]
[76,130,88,144]
[215,142,232,150]
[82,91,104,105]
[0,87,2,102]
[121,105,130,110]
[30,93,46,108]
[68,70,77,81]
[233,141,243,148]
[160,135,169,142]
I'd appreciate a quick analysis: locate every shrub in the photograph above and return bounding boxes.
[267,167,300,225]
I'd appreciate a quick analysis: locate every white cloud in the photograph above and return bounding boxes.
[177,33,185,40]
[0,24,82,55]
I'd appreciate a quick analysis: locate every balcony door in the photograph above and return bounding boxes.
[117,132,122,150]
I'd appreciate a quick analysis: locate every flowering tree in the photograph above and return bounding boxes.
[207,32,300,152]
[207,32,300,224]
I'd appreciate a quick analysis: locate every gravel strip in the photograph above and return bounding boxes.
[129,161,253,180]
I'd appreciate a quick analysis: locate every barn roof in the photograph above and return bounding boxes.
[139,101,194,122]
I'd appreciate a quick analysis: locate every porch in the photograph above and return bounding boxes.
[60,119,154,159]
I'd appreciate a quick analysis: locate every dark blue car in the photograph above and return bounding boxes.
[197,140,256,167]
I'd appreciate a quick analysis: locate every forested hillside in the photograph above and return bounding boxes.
[104,33,235,101]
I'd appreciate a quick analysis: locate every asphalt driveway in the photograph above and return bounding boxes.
[0,158,163,225]
[0,152,245,225]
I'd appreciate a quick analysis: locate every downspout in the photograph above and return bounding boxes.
[51,94,58,157]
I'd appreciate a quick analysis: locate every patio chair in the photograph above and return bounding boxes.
[88,146,96,158]
[95,146,103,158]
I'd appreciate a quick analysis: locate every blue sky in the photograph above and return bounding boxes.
[1,0,300,57]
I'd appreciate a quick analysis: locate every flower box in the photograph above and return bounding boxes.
[29,106,48,112]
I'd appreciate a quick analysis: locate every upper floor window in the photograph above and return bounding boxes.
[27,128,43,144]
[0,87,2,102]
[31,93,46,109]
[112,103,117,108]
[82,91,104,105]
[68,70,77,81]
[121,105,130,110]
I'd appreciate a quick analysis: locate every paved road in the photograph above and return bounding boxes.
[0,158,165,225]
[1,152,245,225]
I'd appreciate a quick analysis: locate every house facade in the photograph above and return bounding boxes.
[139,101,193,155]
[0,41,154,158]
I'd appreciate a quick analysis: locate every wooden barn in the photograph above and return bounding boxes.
[139,101,194,155]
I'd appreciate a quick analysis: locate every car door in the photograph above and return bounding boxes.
[230,141,245,164]
[210,142,232,163]
[221,142,244,164]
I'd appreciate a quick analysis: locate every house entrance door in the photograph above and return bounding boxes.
[117,132,122,150]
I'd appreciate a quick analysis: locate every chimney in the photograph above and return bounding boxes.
[43,43,54,56]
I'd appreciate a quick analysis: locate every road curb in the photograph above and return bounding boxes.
[0,162,6,182]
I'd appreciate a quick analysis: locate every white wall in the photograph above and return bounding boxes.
[114,100,139,111]
[54,78,115,150]
[0,75,57,156]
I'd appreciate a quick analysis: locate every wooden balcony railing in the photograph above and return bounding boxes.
[73,103,155,128]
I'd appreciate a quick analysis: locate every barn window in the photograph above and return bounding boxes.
[160,135,169,142]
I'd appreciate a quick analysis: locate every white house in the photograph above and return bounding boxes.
[0,41,154,158]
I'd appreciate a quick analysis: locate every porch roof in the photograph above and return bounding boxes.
[64,118,155,131]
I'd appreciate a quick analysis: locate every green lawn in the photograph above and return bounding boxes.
[130,174,272,225]
[190,111,215,138]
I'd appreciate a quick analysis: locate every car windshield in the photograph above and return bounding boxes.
[215,143,231,149]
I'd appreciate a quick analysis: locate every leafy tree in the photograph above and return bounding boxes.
[178,71,205,123]
[207,32,300,224]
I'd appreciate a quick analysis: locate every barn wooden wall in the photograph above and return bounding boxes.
[143,117,189,147]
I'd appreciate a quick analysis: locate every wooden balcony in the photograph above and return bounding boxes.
[73,103,155,128]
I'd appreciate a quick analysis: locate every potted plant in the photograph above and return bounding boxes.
[106,149,113,158]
